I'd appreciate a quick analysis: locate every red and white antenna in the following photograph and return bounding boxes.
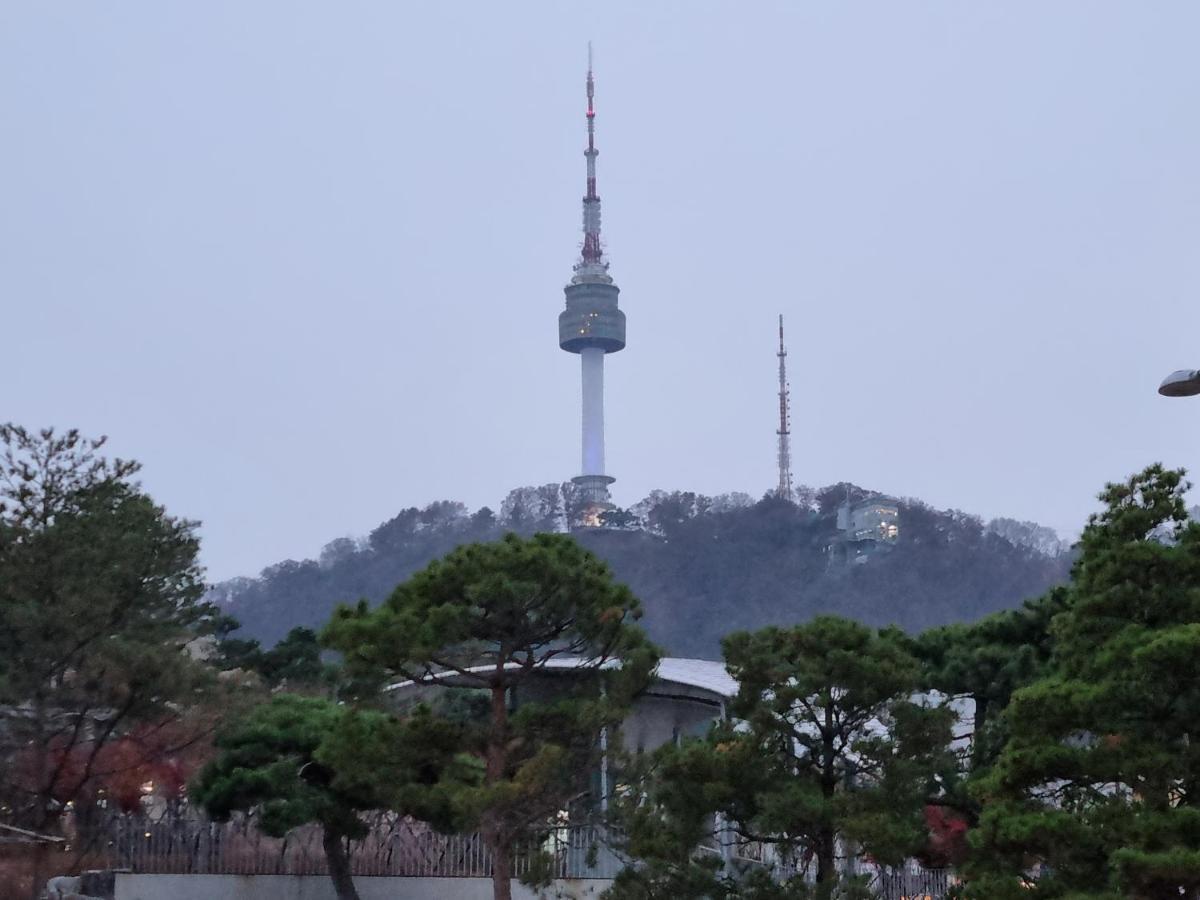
[777,315,793,500]
[576,42,608,277]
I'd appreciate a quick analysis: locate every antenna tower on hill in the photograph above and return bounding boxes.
[776,315,793,500]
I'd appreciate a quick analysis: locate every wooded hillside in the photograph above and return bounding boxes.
[214,484,1072,658]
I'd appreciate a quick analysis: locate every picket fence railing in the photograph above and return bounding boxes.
[106,813,622,879]
[99,811,956,897]
[874,866,958,899]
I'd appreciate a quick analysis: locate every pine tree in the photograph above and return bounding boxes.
[323,532,657,900]
[970,465,1200,899]
[193,695,466,900]
[609,617,955,898]
[0,425,215,896]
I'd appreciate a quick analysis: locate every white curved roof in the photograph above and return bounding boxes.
[652,658,737,698]
[385,656,737,700]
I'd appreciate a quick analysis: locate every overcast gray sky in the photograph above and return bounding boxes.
[3,3,1198,581]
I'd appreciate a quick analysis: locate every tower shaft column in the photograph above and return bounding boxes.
[581,347,605,475]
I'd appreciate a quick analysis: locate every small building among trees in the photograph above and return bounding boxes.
[832,493,901,565]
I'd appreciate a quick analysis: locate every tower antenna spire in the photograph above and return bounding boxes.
[576,40,608,279]
[777,315,793,500]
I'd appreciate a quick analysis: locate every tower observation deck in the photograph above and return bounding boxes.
[559,46,625,518]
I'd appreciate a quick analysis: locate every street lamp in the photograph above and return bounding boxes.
[1159,369,1200,398]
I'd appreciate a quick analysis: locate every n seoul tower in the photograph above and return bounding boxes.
[559,46,625,521]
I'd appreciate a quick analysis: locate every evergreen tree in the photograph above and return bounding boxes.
[918,589,1065,777]
[969,465,1200,899]
[724,618,955,885]
[323,532,658,900]
[255,627,328,687]
[192,694,466,900]
[610,617,955,898]
[0,425,215,894]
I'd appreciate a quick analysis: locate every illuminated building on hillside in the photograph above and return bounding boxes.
[834,494,900,565]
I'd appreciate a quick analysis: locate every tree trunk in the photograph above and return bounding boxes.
[815,827,837,885]
[322,828,360,900]
[817,705,837,885]
[485,681,513,900]
[29,842,48,900]
[29,699,49,900]
[490,835,514,900]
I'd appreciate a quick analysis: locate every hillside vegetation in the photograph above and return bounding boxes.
[214,484,1072,658]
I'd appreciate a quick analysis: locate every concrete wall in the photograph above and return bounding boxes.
[622,694,718,753]
[116,873,613,900]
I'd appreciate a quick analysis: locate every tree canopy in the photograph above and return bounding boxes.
[0,426,216,829]
[192,694,466,900]
[610,616,955,898]
[212,622,331,689]
[917,588,1065,777]
[0,425,227,899]
[324,532,658,900]
[969,465,1200,899]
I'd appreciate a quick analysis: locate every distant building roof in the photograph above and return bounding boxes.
[385,656,738,703]
[852,495,899,510]
[652,658,738,698]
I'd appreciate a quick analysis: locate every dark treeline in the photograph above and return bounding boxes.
[216,483,1072,657]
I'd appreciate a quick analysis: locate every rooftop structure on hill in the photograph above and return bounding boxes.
[832,493,901,565]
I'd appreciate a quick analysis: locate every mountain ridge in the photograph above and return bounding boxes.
[213,483,1073,659]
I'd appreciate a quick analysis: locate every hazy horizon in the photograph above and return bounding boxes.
[4,3,1198,581]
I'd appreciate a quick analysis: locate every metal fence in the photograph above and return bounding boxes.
[101,811,954,897]
[873,866,957,899]
[106,813,623,879]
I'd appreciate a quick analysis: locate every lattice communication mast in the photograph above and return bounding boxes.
[776,315,793,500]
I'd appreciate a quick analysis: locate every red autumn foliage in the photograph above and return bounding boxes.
[920,804,970,868]
[12,719,214,816]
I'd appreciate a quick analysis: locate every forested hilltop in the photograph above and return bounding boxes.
[214,483,1073,658]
